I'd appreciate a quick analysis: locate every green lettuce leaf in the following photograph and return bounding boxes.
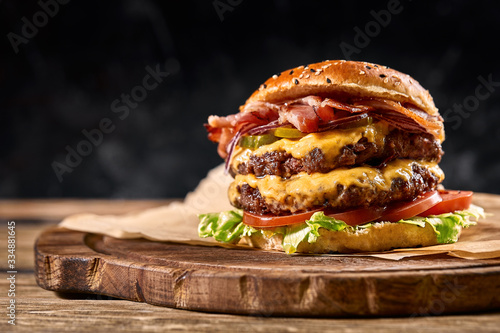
[282,212,350,253]
[282,223,312,254]
[198,210,247,243]
[198,205,486,253]
[398,204,485,243]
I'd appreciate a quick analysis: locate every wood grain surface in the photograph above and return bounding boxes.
[33,194,500,317]
[0,199,174,220]
[1,198,500,332]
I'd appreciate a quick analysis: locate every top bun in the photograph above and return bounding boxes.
[245,59,440,114]
[241,60,444,142]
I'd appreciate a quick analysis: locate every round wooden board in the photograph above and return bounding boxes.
[35,227,500,317]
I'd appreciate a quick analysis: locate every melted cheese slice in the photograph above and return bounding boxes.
[231,122,390,169]
[229,159,444,212]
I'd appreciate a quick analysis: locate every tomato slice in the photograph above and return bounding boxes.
[243,206,385,228]
[378,191,442,222]
[419,190,473,216]
[325,206,384,226]
[243,208,322,228]
[241,190,464,228]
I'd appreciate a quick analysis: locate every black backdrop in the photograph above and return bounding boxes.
[1,0,499,198]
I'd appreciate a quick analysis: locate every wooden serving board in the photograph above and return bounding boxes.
[35,225,500,317]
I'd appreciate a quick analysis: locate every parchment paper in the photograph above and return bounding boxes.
[60,164,500,260]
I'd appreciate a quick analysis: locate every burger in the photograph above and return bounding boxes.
[198,60,485,254]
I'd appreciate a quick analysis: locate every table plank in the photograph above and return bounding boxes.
[0,199,174,220]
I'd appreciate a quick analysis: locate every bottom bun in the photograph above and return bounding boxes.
[241,222,452,254]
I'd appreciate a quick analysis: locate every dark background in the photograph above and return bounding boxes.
[1,0,499,199]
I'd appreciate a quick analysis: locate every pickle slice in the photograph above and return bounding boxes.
[238,134,279,149]
[273,127,306,138]
[239,117,374,149]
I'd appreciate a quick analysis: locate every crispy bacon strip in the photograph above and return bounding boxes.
[281,104,319,132]
[355,99,444,140]
[205,95,443,159]
[208,103,279,129]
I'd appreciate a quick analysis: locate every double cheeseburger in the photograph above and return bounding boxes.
[198,60,484,254]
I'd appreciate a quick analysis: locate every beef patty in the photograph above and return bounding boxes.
[232,162,443,215]
[234,129,443,178]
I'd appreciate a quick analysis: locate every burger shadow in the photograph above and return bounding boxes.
[55,291,121,301]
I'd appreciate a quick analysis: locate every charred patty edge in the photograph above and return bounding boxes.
[234,129,443,178]
[232,163,442,215]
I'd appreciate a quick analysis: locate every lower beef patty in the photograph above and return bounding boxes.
[235,130,443,178]
[232,162,443,215]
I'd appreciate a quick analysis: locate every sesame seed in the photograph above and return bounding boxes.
[326,78,331,83]
[289,70,294,75]
[384,78,389,83]
[374,65,378,68]
[299,74,304,79]
[310,68,315,73]
[272,74,278,79]
[263,84,267,88]
[294,79,299,85]
[305,74,310,79]
[379,74,386,78]
[366,65,372,70]
[359,70,365,75]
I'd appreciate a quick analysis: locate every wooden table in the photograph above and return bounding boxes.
[1,199,500,332]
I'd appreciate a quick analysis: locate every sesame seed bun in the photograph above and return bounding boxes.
[242,220,446,254]
[241,60,444,142]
